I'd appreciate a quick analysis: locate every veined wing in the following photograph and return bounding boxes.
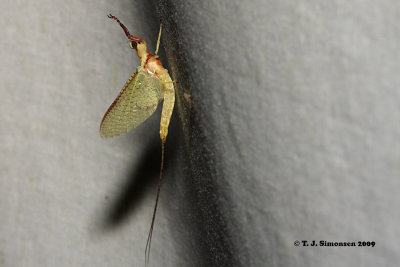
[100,68,163,139]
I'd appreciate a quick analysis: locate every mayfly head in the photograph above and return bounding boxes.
[107,14,148,58]
[129,39,147,58]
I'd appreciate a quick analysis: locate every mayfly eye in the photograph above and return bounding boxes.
[130,42,137,49]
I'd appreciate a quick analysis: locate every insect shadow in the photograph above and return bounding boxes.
[102,107,180,229]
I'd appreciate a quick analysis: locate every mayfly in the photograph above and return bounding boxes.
[100,14,175,265]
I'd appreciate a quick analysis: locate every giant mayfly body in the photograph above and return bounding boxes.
[100,14,175,265]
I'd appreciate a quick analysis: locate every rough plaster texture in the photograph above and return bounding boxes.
[1,0,399,267]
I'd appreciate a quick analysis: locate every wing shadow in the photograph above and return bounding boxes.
[101,107,179,229]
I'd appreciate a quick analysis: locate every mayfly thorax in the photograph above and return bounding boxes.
[99,14,175,266]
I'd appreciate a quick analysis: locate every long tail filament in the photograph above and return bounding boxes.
[145,140,165,266]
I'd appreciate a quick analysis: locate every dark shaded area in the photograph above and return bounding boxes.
[155,1,244,266]
[180,115,239,267]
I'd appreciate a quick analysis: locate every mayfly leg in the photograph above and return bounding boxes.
[154,23,163,55]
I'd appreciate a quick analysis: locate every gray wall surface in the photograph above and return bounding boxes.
[1,0,399,266]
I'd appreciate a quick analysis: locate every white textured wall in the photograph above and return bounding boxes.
[1,0,399,266]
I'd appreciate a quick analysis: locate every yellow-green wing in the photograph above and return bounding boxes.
[100,68,163,139]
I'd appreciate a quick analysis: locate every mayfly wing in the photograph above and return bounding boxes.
[100,68,163,139]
